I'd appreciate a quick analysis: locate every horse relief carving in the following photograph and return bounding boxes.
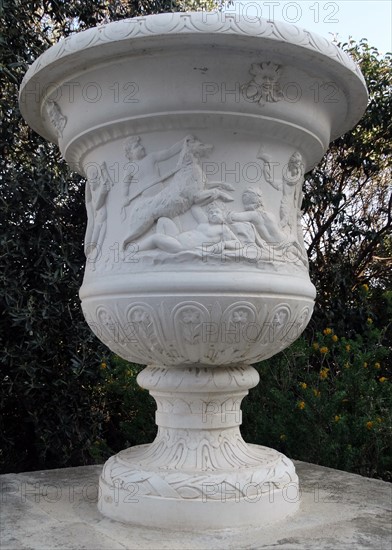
[121,135,234,247]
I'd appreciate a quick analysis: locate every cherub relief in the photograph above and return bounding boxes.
[228,187,286,246]
[135,202,240,255]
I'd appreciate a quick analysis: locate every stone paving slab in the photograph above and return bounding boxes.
[1,461,391,549]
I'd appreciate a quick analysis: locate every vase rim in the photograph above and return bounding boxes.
[19,10,368,145]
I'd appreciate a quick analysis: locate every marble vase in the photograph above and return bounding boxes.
[19,11,367,530]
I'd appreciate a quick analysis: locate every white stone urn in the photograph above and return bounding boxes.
[20,12,367,530]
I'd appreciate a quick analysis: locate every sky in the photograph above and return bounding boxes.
[222,0,391,54]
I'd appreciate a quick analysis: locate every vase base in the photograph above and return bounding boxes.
[98,443,300,530]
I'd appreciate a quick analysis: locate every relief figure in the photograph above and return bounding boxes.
[122,136,234,248]
[45,100,67,138]
[84,162,114,261]
[136,203,240,255]
[228,187,286,246]
[280,151,305,234]
[122,134,186,215]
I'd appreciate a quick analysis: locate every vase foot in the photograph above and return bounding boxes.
[98,443,299,529]
[98,365,300,529]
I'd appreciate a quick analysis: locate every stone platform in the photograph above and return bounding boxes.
[1,461,391,549]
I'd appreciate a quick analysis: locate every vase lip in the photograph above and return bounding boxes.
[19,10,368,145]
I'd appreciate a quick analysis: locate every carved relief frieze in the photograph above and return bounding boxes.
[94,135,307,273]
[121,134,234,248]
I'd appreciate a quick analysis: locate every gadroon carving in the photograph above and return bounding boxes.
[84,299,313,366]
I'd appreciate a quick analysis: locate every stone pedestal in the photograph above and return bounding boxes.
[99,365,299,528]
[19,11,368,530]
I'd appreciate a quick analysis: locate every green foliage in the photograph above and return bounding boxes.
[89,357,156,463]
[303,39,392,340]
[243,321,392,481]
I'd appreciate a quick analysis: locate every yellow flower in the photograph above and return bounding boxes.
[366,421,374,430]
[313,342,319,350]
[313,389,321,397]
[367,317,373,325]
[320,346,329,354]
[361,284,369,292]
[297,400,306,410]
[332,334,338,342]
[379,377,387,383]
[100,362,107,369]
[300,382,307,389]
[320,368,329,380]
[376,417,383,423]
[323,328,333,335]
[374,362,381,369]
[334,415,341,423]
[279,434,287,441]
[345,345,351,352]
[363,362,368,368]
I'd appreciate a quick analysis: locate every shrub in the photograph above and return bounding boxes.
[242,320,392,481]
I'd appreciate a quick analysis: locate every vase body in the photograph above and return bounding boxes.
[20,12,367,530]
